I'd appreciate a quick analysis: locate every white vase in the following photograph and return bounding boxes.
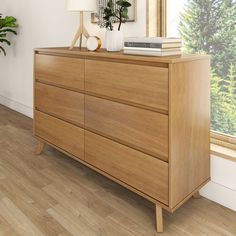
[105,30,124,52]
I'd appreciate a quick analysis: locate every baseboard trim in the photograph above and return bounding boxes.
[200,181,236,211]
[0,95,33,118]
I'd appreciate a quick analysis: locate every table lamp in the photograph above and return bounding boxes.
[67,0,97,50]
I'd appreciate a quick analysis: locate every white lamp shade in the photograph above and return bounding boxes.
[67,0,97,12]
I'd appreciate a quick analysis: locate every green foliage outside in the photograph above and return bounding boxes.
[179,0,236,135]
[0,13,17,56]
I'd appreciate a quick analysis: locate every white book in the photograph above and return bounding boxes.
[124,47,182,52]
[124,37,182,44]
[124,42,182,49]
[124,49,182,57]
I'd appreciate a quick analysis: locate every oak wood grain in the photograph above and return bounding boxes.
[85,95,169,161]
[34,111,84,160]
[85,60,169,112]
[35,82,84,126]
[35,47,210,64]
[35,141,45,155]
[168,59,211,208]
[35,54,85,91]
[156,204,163,233]
[193,191,201,199]
[85,131,169,204]
[32,49,212,233]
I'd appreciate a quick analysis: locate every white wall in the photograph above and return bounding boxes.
[200,156,236,211]
[0,0,146,116]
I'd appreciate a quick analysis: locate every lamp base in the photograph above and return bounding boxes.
[69,12,90,50]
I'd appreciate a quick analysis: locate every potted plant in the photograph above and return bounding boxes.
[100,0,132,52]
[0,13,17,56]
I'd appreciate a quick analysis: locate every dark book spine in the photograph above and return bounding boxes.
[124,42,162,48]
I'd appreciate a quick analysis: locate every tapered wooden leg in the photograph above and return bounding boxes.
[79,34,83,50]
[69,27,82,50]
[193,191,201,199]
[156,205,163,233]
[83,27,90,38]
[35,141,45,155]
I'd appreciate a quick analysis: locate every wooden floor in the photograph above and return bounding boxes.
[0,105,235,236]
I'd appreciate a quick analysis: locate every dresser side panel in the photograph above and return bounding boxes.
[169,59,211,209]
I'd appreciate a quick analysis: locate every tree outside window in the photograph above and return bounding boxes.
[167,0,236,136]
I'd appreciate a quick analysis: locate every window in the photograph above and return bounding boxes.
[166,0,236,145]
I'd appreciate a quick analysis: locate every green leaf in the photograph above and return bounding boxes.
[0,14,17,56]
[0,28,17,35]
[107,0,114,8]
[0,38,11,45]
[0,46,6,56]
[0,33,7,38]
[123,2,131,7]
[116,0,131,7]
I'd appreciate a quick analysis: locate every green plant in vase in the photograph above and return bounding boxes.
[0,13,17,56]
[100,0,132,51]
[103,0,131,31]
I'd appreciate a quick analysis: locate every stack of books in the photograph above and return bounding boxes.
[124,37,182,56]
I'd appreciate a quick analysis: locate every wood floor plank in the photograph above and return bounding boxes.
[95,187,156,228]
[47,203,134,236]
[0,179,65,236]
[0,179,34,205]
[0,190,5,200]
[0,104,236,236]
[57,232,73,236]
[43,181,114,219]
[0,143,52,189]
[0,215,18,236]
[41,162,108,193]
[47,204,99,236]
[0,169,5,180]
[0,161,56,209]
[43,183,136,236]
[0,197,44,236]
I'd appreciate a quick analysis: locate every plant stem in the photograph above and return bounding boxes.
[118,7,123,31]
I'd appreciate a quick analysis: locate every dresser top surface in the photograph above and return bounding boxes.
[35,47,210,64]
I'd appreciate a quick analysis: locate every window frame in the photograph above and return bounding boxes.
[149,0,236,149]
[211,131,236,151]
[146,0,167,37]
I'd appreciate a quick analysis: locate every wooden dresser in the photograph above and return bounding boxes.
[34,47,211,233]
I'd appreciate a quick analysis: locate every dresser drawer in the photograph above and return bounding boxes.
[35,54,84,90]
[85,131,169,204]
[85,95,168,161]
[35,82,84,126]
[85,60,169,112]
[35,111,84,159]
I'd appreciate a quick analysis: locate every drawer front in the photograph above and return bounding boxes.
[35,82,84,126]
[85,131,169,204]
[35,54,84,90]
[35,111,84,159]
[85,95,169,161]
[85,60,169,112]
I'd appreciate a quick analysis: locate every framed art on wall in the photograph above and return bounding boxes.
[91,0,136,23]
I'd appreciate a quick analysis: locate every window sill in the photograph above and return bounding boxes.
[211,144,236,163]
